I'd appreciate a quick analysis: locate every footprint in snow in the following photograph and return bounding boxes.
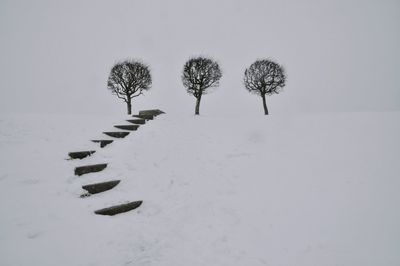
[27,231,43,239]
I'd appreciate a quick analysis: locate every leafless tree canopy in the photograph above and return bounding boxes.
[182,57,222,115]
[107,60,151,114]
[244,59,286,115]
[182,57,222,98]
[244,59,286,96]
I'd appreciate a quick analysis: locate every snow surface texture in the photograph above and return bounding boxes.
[0,112,399,266]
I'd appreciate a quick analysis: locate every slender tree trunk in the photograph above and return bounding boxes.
[261,94,268,115]
[195,94,202,115]
[127,100,132,115]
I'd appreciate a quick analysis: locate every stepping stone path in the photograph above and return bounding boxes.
[67,109,164,216]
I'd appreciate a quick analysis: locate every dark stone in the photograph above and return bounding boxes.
[68,150,96,159]
[138,109,165,116]
[94,201,143,216]
[132,114,154,120]
[103,132,130,138]
[82,180,121,194]
[74,163,107,176]
[126,119,146,125]
[114,125,139,131]
[91,140,113,148]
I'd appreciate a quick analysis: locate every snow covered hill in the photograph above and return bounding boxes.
[0,112,399,266]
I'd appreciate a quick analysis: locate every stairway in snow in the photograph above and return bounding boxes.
[67,109,165,216]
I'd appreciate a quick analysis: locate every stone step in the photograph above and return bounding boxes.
[103,131,130,138]
[68,150,96,159]
[82,180,121,194]
[92,140,113,148]
[94,201,143,216]
[139,109,165,116]
[132,114,154,120]
[114,124,139,131]
[74,163,107,176]
[126,119,146,125]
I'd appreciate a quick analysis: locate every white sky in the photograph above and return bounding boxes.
[0,0,399,115]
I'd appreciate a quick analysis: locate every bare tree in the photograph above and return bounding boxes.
[244,59,286,115]
[107,60,152,115]
[182,57,222,115]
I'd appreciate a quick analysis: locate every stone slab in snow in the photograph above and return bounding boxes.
[132,114,154,120]
[126,119,146,125]
[91,140,113,148]
[68,150,96,159]
[82,180,121,194]
[94,201,143,216]
[74,163,107,176]
[138,109,165,116]
[114,125,139,131]
[103,132,130,138]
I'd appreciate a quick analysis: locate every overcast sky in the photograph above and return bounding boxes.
[0,0,399,115]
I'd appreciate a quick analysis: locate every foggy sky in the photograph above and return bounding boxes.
[0,0,399,115]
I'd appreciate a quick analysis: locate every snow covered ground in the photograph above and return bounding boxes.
[0,111,399,266]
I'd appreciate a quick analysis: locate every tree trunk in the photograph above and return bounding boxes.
[195,94,202,115]
[262,94,269,115]
[127,100,132,115]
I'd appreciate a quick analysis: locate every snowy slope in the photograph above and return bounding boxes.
[0,112,399,266]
